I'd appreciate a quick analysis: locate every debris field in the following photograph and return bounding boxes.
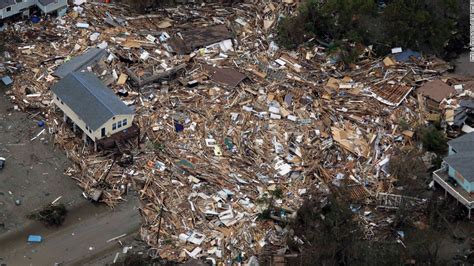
[1,0,470,263]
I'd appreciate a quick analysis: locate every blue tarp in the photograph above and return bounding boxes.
[394,49,421,62]
[174,121,184,132]
[1,76,13,86]
[27,235,43,243]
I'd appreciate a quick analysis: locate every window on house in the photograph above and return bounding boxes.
[6,7,11,12]
[112,123,116,130]
[61,100,64,105]
[89,129,92,133]
[118,121,122,128]
[123,119,127,126]
[56,96,59,101]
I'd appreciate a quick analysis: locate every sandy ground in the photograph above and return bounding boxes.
[0,90,85,234]
[0,195,141,265]
[0,89,143,265]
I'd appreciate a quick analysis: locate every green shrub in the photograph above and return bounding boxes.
[277,16,309,49]
[419,126,448,154]
[277,0,463,58]
[383,0,458,55]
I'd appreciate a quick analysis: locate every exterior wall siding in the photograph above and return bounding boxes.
[448,145,455,155]
[37,0,67,14]
[53,93,96,140]
[100,114,135,139]
[1,5,18,19]
[11,0,36,11]
[1,0,35,19]
[1,0,66,19]
[448,165,472,193]
[53,93,134,141]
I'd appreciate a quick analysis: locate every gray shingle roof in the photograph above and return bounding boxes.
[448,132,474,153]
[38,0,58,5]
[444,152,474,182]
[453,107,468,127]
[53,48,107,78]
[51,72,133,131]
[460,99,474,109]
[0,0,14,9]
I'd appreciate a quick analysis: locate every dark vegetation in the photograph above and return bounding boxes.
[122,0,163,12]
[282,125,474,266]
[286,194,446,265]
[120,253,193,266]
[277,0,469,61]
[389,148,428,196]
[27,203,68,226]
[121,254,158,266]
[284,123,461,265]
[419,126,449,155]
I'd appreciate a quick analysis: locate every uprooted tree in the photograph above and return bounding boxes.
[27,203,68,226]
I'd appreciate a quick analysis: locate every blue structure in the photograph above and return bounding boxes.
[433,132,474,218]
[1,75,12,86]
[394,49,421,63]
[444,132,474,193]
[27,235,43,243]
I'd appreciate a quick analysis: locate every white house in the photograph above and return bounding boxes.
[0,0,67,19]
[51,72,134,142]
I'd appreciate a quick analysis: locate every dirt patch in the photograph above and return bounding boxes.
[0,90,85,235]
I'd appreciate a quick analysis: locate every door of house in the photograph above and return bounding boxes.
[101,128,105,137]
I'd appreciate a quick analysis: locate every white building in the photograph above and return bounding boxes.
[0,0,67,19]
[51,72,135,142]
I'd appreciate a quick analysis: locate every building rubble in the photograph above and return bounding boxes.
[0,1,471,263]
